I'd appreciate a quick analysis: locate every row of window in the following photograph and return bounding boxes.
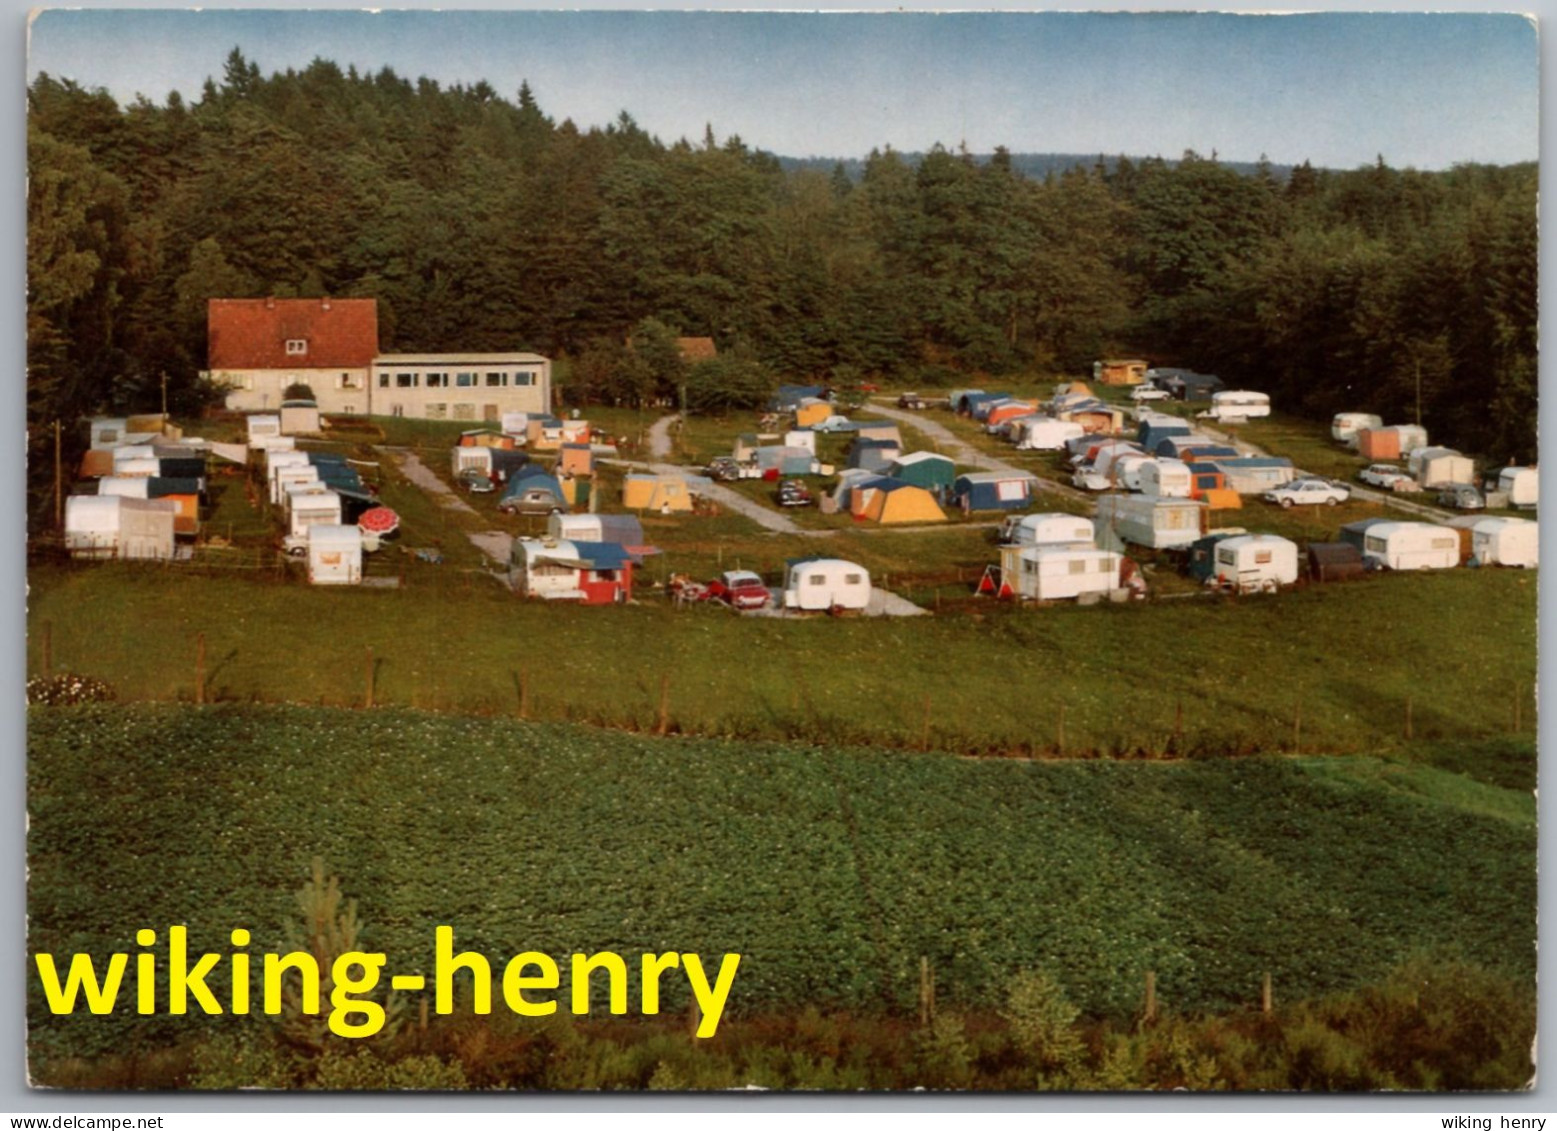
[377,371,536,389]
[423,404,482,420]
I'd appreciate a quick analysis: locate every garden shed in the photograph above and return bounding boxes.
[1307,542,1366,583]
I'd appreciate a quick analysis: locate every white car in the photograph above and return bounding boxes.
[1129,385,1172,402]
[1357,464,1420,492]
[1263,478,1350,508]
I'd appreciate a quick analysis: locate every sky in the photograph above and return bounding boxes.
[24,8,1541,171]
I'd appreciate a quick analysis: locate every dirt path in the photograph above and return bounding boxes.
[867,402,1090,504]
[388,448,513,567]
[646,413,679,459]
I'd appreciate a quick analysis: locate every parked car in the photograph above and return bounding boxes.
[1263,477,1350,508]
[777,479,814,507]
[1358,464,1420,492]
[1437,484,1486,511]
[704,570,772,610]
[897,393,928,410]
[704,456,741,482]
[812,415,854,433]
[1129,385,1172,402]
[458,469,497,494]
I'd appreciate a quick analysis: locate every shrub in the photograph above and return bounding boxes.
[26,673,116,706]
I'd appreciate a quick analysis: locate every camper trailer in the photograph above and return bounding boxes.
[247,414,283,448]
[999,513,1095,549]
[1332,413,1383,445]
[1471,518,1539,568]
[64,496,123,559]
[284,487,343,554]
[1497,467,1539,510]
[1359,522,1460,571]
[1001,545,1126,602]
[1207,534,1299,593]
[1138,459,1193,498]
[509,538,634,604]
[782,558,872,611]
[1094,495,1208,551]
[307,525,363,585]
[1201,390,1271,422]
[1357,425,1429,462]
[547,514,646,548]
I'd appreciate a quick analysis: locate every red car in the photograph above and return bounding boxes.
[703,570,772,610]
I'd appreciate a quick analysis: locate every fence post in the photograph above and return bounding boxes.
[1144,971,1157,1023]
[1292,704,1302,755]
[518,667,530,720]
[1262,971,1273,1015]
[40,620,52,680]
[195,632,206,705]
[1056,704,1066,756]
[1404,697,1414,740]
[1513,685,1523,733]
[920,694,932,752]
[919,956,931,1027]
[365,645,376,709]
[656,672,671,735]
[688,995,701,1039]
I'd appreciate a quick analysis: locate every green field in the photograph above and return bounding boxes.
[27,704,1535,1063]
[28,562,1537,756]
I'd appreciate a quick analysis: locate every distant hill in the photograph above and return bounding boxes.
[777,152,1299,183]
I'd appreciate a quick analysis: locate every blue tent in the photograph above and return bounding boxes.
[952,472,1036,512]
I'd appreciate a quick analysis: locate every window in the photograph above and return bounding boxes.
[426,403,448,420]
[453,403,476,420]
[1069,559,1087,575]
[844,573,863,585]
[425,372,448,388]
[513,371,534,387]
[809,575,826,586]
[391,405,404,418]
[1365,536,1387,554]
[1255,551,1273,565]
[486,372,506,387]
[396,372,417,388]
[456,372,477,388]
[378,374,390,388]
[285,339,307,356]
[337,374,360,390]
[99,429,118,443]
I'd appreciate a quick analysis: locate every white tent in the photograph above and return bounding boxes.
[1016,416,1085,451]
[1408,447,1475,489]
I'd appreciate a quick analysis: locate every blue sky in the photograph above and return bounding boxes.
[26,8,1539,170]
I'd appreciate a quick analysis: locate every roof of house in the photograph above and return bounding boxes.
[676,337,718,362]
[208,298,379,369]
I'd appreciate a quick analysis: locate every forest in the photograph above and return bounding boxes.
[28,50,1537,471]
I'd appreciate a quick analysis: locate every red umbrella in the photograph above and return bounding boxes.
[358,506,400,536]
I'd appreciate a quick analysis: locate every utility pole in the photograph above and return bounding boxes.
[53,420,62,532]
[1414,357,1422,427]
[161,371,169,418]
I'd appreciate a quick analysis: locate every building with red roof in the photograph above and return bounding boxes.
[207,297,552,421]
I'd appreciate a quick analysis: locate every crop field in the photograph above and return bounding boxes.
[26,562,1536,757]
[27,704,1535,1063]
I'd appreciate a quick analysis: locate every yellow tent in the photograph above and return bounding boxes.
[794,399,833,428]
[862,481,946,525]
[623,474,695,513]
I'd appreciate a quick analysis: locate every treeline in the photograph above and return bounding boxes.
[29,50,1536,464]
